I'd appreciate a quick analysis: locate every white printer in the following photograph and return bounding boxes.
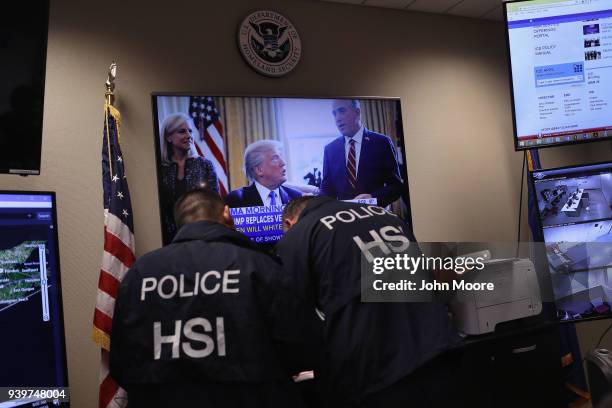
[450,254,542,335]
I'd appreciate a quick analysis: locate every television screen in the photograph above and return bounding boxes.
[0,192,69,407]
[152,95,411,246]
[505,0,612,150]
[0,0,49,175]
[531,162,612,322]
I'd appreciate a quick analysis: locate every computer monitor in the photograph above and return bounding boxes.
[152,94,412,246]
[505,0,612,150]
[0,0,49,175]
[531,162,612,322]
[0,192,69,407]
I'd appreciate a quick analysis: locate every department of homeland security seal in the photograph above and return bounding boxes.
[238,10,302,77]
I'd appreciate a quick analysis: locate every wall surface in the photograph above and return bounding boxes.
[0,0,610,405]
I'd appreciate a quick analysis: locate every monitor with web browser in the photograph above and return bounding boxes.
[505,0,612,150]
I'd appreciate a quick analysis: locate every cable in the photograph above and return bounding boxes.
[596,320,612,349]
[516,150,527,258]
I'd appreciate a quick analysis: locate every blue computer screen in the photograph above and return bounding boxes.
[0,192,68,407]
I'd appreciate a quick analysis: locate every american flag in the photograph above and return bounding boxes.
[189,96,229,196]
[93,104,134,408]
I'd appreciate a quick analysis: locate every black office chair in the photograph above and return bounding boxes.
[587,349,612,407]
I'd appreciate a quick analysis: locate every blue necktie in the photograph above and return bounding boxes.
[269,191,277,206]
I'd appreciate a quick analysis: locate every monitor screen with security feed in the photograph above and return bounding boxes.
[531,161,612,322]
[152,95,412,246]
[505,0,612,149]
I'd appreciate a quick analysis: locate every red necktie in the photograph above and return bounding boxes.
[347,138,357,189]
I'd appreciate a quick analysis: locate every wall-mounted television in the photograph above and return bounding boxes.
[152,94,412,246]
[0,191,69,406]
[505,0,612,150]
[0,0,49,175]
[531,161,612,322]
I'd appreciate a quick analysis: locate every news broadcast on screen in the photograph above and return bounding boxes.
[153,95,411,246]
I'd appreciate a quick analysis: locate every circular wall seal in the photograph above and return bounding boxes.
[238,10,302,77]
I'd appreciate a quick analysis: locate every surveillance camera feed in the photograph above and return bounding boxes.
[532,162,612,322]
[152,95,411,246]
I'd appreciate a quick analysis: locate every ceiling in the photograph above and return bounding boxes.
[318,0,506,21]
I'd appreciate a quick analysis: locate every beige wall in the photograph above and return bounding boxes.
[0,0,610,405]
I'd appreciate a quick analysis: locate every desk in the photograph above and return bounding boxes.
[451,320,564,407]
[561,188,584,217]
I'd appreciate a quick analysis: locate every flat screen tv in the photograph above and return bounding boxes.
[505,0,612,150]
[0,0,49,175]
[531,161,612,322]
[0,191,69,407]
[152,94,412,246]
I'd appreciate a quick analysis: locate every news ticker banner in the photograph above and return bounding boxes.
[229,198,378,244]
[358,241,612,304]
[230,205,285,244]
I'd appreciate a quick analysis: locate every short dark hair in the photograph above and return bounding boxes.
[282,196,315,224]
[174,189,225,228]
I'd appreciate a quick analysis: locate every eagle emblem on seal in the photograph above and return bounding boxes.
[249,21,291,62]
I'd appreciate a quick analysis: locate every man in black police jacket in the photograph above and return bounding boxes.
[110,189,307,408]
[277,196,460,408]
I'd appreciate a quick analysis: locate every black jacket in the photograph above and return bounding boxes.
[319,129,405,207]
[276,197,459,404]
[110,221,306,407]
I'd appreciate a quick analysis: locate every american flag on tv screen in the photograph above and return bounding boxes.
[93,104,134,408]
[189,96,229,196]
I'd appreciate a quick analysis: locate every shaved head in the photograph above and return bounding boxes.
[282,196,315,231]
[174,189,232,229]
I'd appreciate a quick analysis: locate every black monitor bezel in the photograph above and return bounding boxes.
[0,0,50,176]
[528,160,612,324]
[151,92,413,246]
[503,0,612,151]
[0,190,70,388]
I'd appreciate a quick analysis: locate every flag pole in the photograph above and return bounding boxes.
[104,62,117,179]
[96,60,132,408]
[105,61,116,107]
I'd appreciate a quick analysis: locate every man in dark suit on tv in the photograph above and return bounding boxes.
[319,99,404,207]
[225,140,302,208]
